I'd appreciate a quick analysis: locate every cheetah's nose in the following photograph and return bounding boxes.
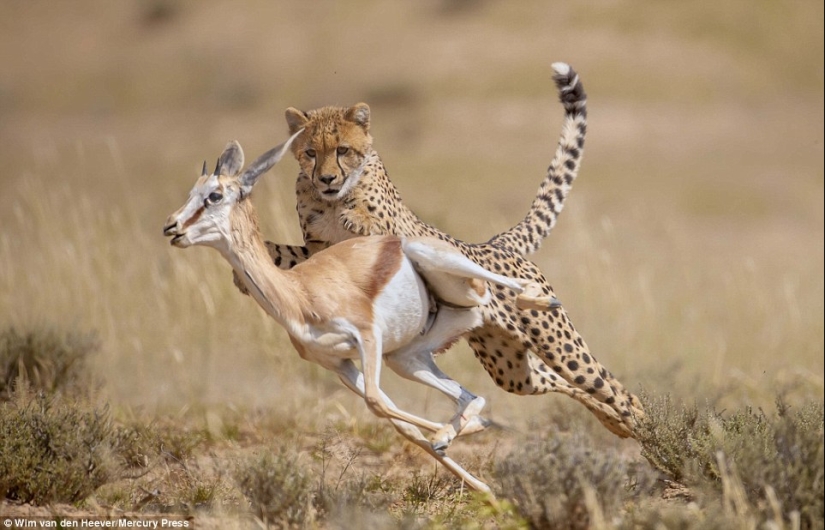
[318,174,336,186]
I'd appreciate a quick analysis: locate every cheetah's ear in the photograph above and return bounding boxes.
[345,103,370,131]
[285,107,309,135]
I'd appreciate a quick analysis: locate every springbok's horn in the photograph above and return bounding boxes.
[214,158,221,176]
[201,160,208,176]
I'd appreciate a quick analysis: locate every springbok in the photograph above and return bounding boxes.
[162,132,558,493]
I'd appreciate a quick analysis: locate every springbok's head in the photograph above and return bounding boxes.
[163,130,301,249]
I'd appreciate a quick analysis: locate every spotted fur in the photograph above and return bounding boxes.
[256,63,643,437]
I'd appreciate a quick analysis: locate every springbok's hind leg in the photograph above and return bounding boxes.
[386,306,495,452]
[318,321,448,435]
[357,328,455,433]
[386,349,492,453]
[331,359,493,494]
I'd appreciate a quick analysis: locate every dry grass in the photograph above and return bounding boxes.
[0,0,822,527]
[0,325,100,399]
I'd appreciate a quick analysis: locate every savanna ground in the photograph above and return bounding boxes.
[0,1,822,528]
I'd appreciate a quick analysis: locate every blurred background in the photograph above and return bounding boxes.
[0,0,822,428]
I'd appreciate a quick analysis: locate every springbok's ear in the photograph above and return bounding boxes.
[217,141,245,177]
[285,107,309,135]
[344,102,370,130]
[239,129,304,195]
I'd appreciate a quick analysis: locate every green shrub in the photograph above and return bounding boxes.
[234,448,316,527]
[111,421,161,469]
[637,393,824,529]
[494,432,656,530]
[634,393,700,482]
[0,390,115,504]
[0,325,99,399]
[156,423,204,463]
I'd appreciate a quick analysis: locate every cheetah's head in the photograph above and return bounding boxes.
[285,103,373,202]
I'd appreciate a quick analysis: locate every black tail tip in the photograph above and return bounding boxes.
[551,62,586,113]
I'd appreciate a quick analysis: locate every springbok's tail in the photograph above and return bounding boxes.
[487,62,587,256]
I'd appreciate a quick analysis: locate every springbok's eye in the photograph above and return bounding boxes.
[305,148,316,158]
[205,191,223,205]
[336,146,349,156]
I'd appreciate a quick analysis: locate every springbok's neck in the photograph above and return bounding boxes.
[223,199,308,333]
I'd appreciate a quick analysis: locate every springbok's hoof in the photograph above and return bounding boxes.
[431,424,457,453]
[432,442,448,456]
[516,282,562,311]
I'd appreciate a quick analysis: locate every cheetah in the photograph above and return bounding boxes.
[249,63,644,438]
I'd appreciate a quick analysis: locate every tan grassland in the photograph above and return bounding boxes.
[0,1,822,528]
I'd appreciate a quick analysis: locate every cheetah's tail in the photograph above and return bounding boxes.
[487,62,587,256]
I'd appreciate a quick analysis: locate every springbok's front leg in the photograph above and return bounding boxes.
[331,359,493,495]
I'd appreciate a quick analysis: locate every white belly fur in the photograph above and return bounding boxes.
[373,257,430,352]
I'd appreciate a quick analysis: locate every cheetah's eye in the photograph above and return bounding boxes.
[205,191,223,206]
[336,146,349,156]
[305,148,316,158]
